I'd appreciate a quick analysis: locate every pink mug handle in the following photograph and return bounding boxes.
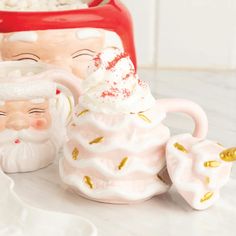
[156,99,208,139]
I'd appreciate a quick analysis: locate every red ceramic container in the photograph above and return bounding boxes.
[0,0,137,68]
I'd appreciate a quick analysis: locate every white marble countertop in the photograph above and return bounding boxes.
[9,69,236,236]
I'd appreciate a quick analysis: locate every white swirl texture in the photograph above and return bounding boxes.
[79,48,156,115]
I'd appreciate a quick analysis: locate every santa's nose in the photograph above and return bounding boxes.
[46,58,72,71]
[6,113,30,131]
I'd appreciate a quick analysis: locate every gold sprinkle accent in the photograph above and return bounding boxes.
[89,137,104,145]
[138,113,151,123]
[174,143,188,153]
[205,177,210,184]
[66,96,73,119]
[84,176,94,189]
[77,109,89,117]
[72,148,79,160]
[71,123,76,127]
[118,157,128,170]
[204,161,221,168]
[217,143,224,147]
[200,192,214,203]
[220,148,236,162]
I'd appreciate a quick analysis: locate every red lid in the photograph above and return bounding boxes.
[0,0,137,68]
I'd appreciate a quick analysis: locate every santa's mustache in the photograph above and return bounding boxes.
[0,128,51,144]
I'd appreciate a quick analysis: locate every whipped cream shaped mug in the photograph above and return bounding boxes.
[0,61,81,173]
[60,48,208,204]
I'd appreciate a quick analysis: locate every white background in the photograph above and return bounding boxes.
[123,0,236,70]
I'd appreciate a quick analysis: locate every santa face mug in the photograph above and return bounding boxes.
[0,60,98,236]
[59,48,210,204]
[0,61,81,173]
[0,0,136,78]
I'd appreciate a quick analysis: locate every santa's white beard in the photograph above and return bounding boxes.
[0,141,56,173]
[0,126,63,173]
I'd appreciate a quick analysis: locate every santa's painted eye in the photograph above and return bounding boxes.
[71,49,96,59]
[0,112,6,117]
[12,53,40,62]
[72,53,94,59]
[28,108,45,115]
[17,57,39,62]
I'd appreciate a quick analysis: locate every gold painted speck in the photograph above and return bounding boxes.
[84,176,94,189]
[66,96,73,119]
[220,148,236,162]
[118,157,129,170]
[205,176,210,184]
[72,148,79,160]
[217,143,224,147]
[204,161,221,168]
[138,113,151,123]
[77,109,89,117]
[89,137,104,145]
[200,192,214,203]
[174,143,188,153]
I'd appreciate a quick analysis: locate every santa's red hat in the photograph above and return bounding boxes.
[0,0,137,68]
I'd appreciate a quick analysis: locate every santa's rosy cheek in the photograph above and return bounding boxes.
[32,119,48,130]
[0,123,6,132]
